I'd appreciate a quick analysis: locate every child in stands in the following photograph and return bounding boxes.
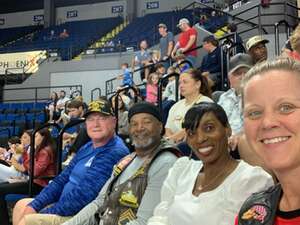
[146,72,159,105]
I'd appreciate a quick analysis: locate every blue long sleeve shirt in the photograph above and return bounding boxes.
[29,135,129,216]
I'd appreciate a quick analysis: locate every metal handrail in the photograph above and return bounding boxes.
[3,84,82,103]
[193,0,268,34]
[157,72,180,116]
[57,118,85,173]
[29,122,61,196]
[91,88,102,101]
[112,86,138,133]
[274,20,292,56]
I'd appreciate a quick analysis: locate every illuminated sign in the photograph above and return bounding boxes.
[0,51,47,75]
[67,10,78,18]
[112,5,124,13]
[146,1,159,9]
[33,15,44,22]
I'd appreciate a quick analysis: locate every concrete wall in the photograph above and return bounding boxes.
[0,1,127,28]
[0,9,44,28]
[136,0,194,17]
[56,1,127,24]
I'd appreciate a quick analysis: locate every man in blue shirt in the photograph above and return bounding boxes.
[200,35,223,90]
[13,99,129,225]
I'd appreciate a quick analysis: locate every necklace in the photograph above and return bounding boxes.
[196,159,237,192]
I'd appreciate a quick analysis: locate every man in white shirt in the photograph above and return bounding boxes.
[218,53,253,135]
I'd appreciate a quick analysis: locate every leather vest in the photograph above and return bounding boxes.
[237,184,281,225]
[96,140,180,225]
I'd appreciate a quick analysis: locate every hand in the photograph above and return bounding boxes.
[178,48,185,53]
[0,147,7,154]
[202,71,210,77]
[10,157,18,166]
[163,55,169,60]
[228,134,240,151]
[23,205,37,216]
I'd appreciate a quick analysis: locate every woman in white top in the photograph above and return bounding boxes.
[148,102,274,225]
[165,69,213,143]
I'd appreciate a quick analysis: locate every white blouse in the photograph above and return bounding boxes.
[147,157,274,225]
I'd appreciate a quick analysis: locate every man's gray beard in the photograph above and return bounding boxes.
[131,136,155,149]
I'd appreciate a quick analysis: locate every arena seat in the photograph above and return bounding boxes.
[0,17,123,60]
[0,25,42,46]
[110,10,194,51]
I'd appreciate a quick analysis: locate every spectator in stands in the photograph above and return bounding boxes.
[55,90,70,119]
[218,53,253,136]
[61,100,85,149]
[158,23,174,68]
[199,15,207,25]
[234,58,300,225]
[0,128,56,225]
[227,23,245,54]
[216,53,265,165]
[46,91,58,122]
[0,136,21,167]
[246,35,269,65]
[148,102,273,225]
[162,66,178,125]
[285,25,300,61]
[49,30,55,40]
[117,63,134,88]
[155,63,166,77]
[162,66,177,101]
[151,50,160,64]
[165,69,213,144]
[200,35,223,90]
[174,51,192,73]
[155,63,168,89]
[61,102,180,225]
[110,95,129,136]
[12,99,129,225]
[172,18,198,67]
[146,72,159,105]
[59,29,69,39]
[132,40,152,82]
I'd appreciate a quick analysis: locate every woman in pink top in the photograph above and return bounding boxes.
[146,72,159,105]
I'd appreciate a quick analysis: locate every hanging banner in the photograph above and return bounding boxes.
[0,50,47,75]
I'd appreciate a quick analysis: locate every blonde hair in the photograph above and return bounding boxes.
[241,57,300,107]
[289,24,300,51]
[147,72,159,85]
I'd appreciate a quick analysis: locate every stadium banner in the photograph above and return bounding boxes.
[0,50,47,75]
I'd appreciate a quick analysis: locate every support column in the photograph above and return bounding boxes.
[44,0,55,28]
[126,0,137,22]
[298,0,300,17]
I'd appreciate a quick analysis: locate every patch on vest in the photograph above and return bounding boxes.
[118,209,136,225]
[119,190,139,208]
[241,204,270,223]
[113,155,135,176]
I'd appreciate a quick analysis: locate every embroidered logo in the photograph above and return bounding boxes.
[85,156,95,167]
[242,205,267,223]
